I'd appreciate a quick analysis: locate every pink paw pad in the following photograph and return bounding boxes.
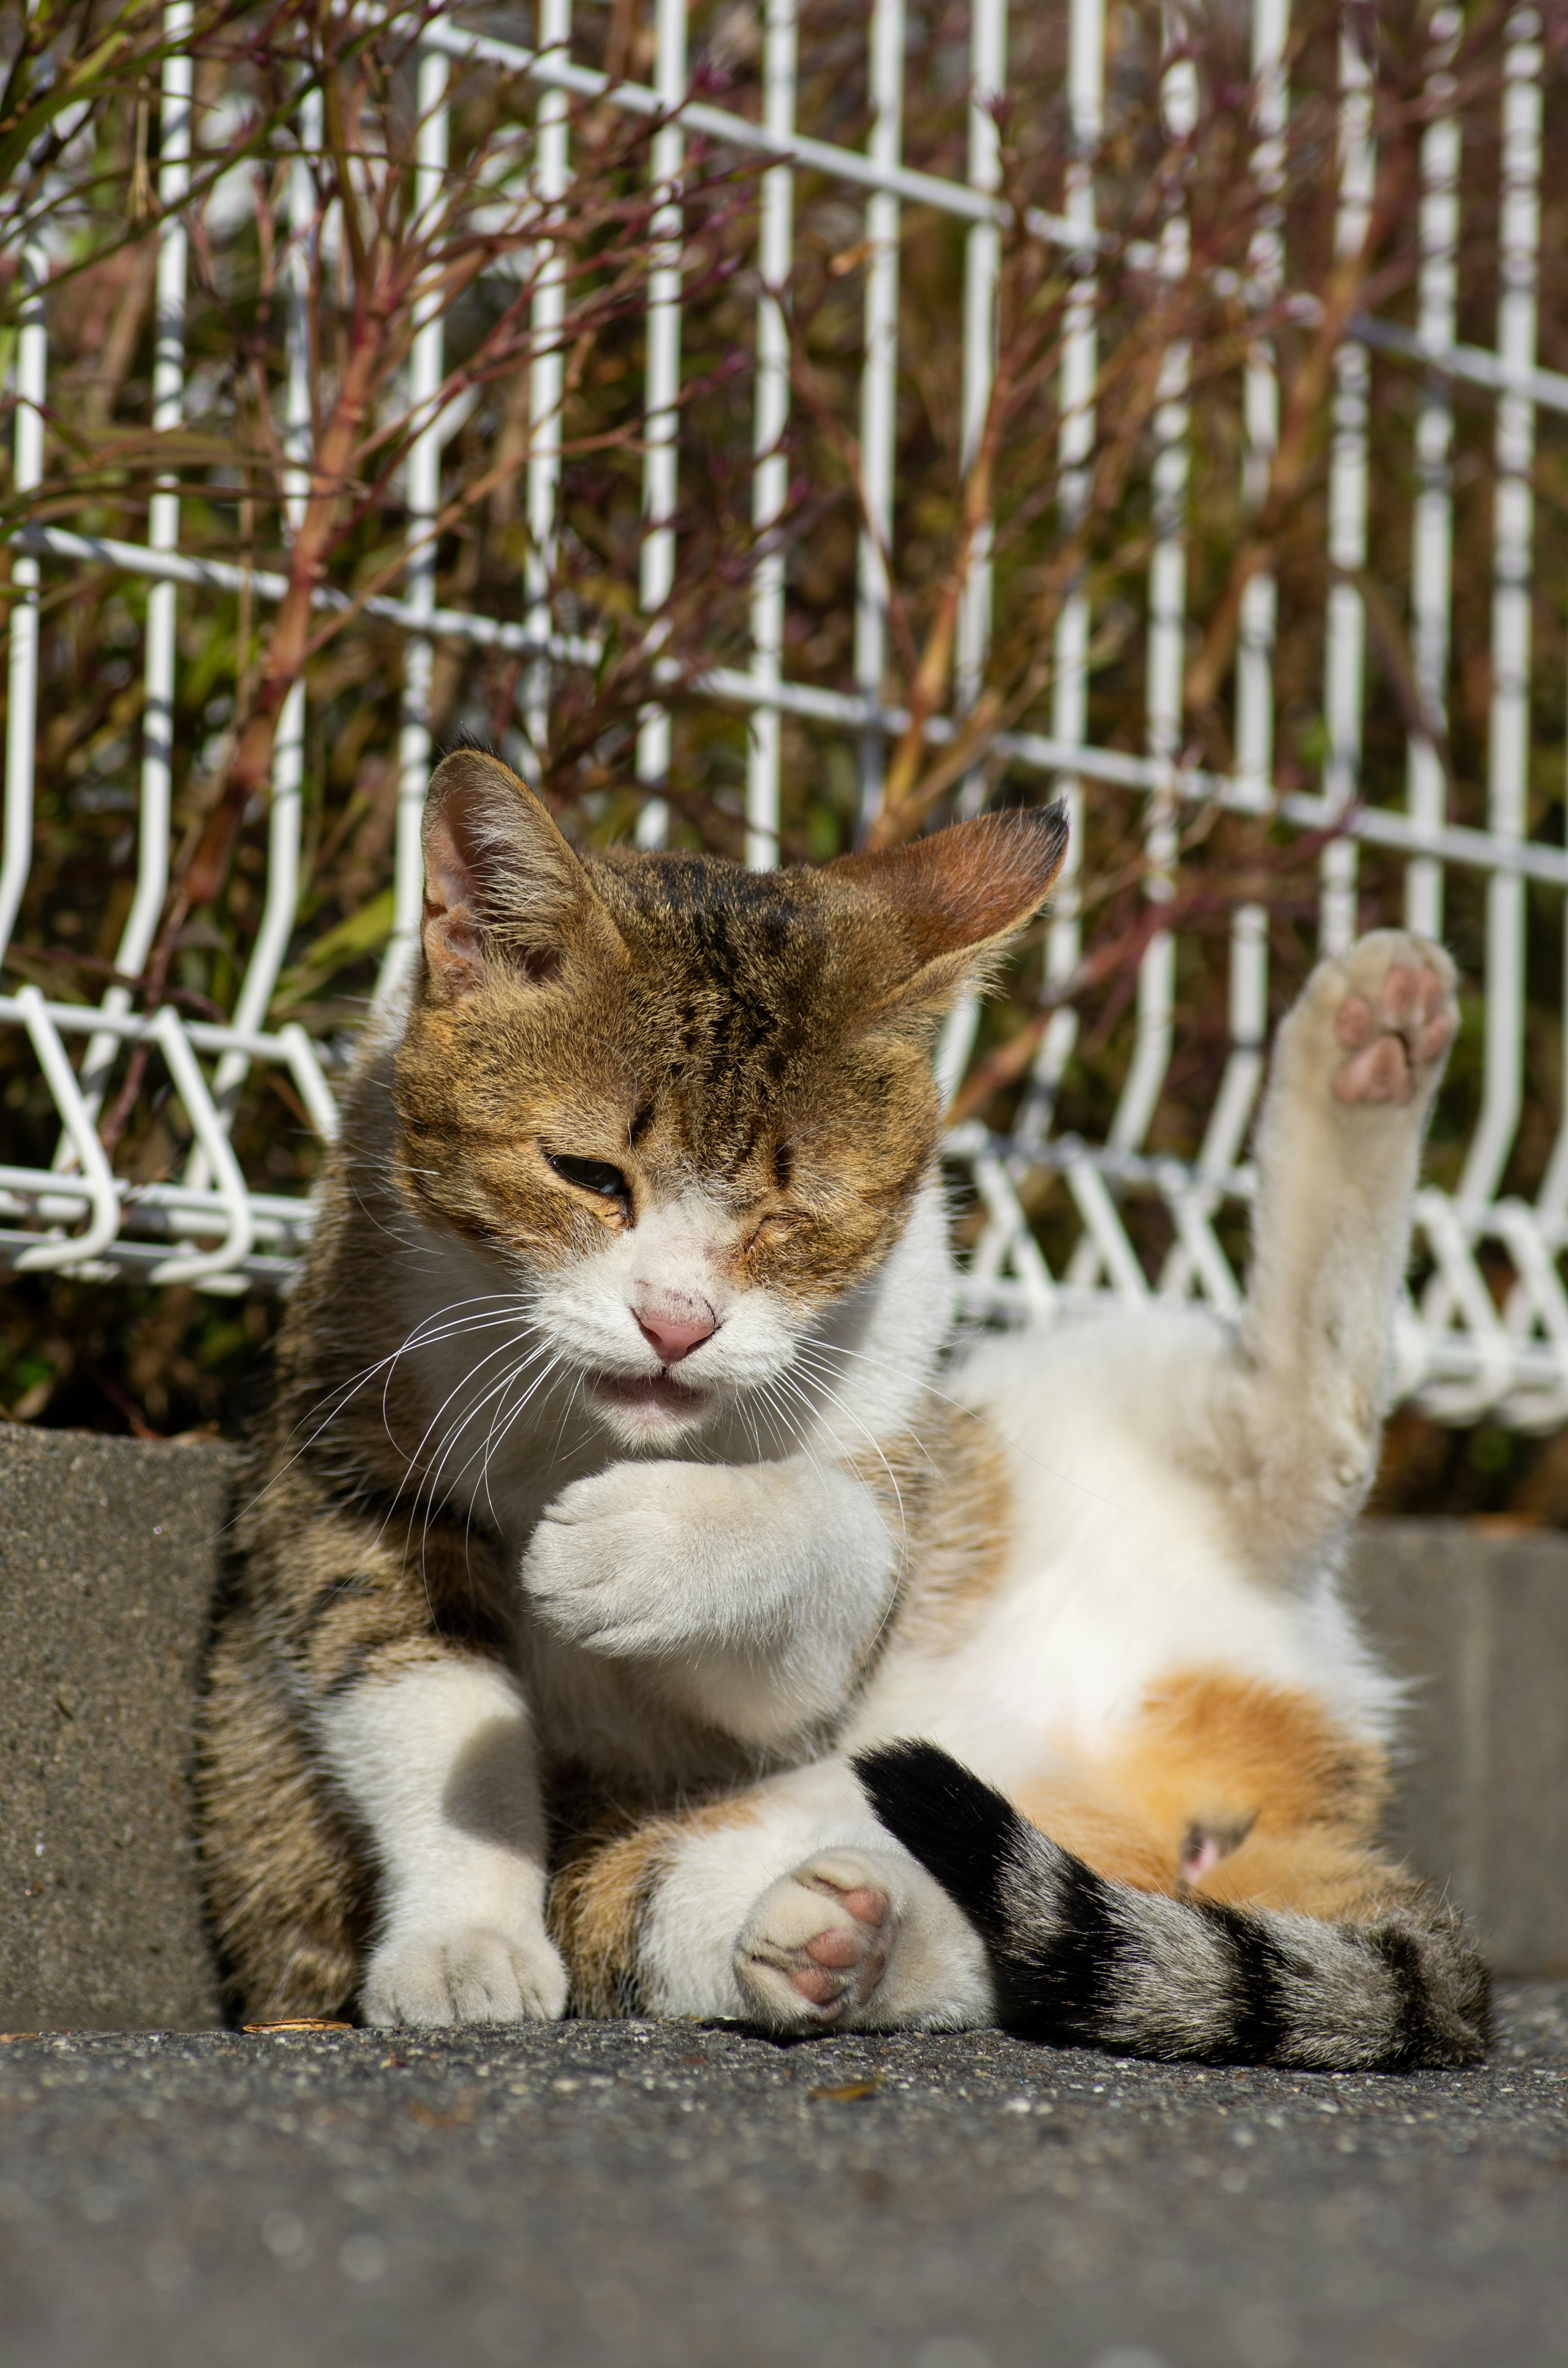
[1334,994,1374,1050]
[1383,962,1420,1024]
[736,1853,903,2029]
[789,1880,891,2004]
[1332,957,1456,1108]
[1334,1034,1410,1105]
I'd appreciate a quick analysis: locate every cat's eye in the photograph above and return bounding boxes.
[546,1151,629,1202]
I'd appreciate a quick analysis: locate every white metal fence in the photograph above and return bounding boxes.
[4,1,1568,1428]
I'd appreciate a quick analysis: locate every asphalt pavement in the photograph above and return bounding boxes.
[1,1984,1565,2368]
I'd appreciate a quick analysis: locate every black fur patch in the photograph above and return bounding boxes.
[321,1648,372,1702]
[855,1739,1127,2038]
[853,1741,1016,1942]
[1205,1905,1293,2063]
[430,1589,512,1657]
[1366,1924,1445,2069]
[996,1846,1125,2040]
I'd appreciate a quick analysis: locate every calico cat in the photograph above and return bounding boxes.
[196,747,1488,2068]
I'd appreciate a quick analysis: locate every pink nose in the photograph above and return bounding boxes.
[633,1304,717,1365]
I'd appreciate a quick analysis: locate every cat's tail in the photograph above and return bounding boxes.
[853,1740,1489,2070]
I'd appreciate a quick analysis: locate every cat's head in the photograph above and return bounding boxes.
[391,750,1065,1449]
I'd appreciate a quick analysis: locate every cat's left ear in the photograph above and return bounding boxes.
[828,805,1069,1008]
[419,748,623,999]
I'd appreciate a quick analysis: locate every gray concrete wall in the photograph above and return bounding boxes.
[1346,1521,1568,1978]
[0,1429,229,2031]
[0,1427,1564,2029]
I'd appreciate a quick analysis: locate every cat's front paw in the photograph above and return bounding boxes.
[522,1460,698,1654]
[361,1923,568,2028]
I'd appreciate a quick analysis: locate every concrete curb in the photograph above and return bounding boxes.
[0,1429,230,2031]
[0,1428,1564,2028]
[1352,1520,1568,1976]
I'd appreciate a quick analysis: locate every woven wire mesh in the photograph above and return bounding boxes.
[3,0,1568,1426]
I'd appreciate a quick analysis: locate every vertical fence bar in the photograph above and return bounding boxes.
[525,0,573,777]
[376,47,450,1010]
[1318,10,1373,957]
[853,0,905,834]
[1161,0,1287,1300]
[935,0,1009,1097]
[1418,8,1541,1400]
[185,114,317,1182]
[634,0,688,851]
[1214,0,1286,1137]
[948,0,1064,1361]
[1536,553,1568,1254]
[1012,0,1103,1146]
[1061,3,1193,1298]
[1456,8,1541,1211]
[745,0,797,873]
[954,0,1006,815]
[1530,601,1568,1280]
[1404,7,1461,941]
[0,243,45,965]
[238,111,316,1021]
[73,9,192,1125]
[1102,10,1194,1164]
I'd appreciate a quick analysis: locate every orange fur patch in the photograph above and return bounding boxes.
[1014,1670,1396,1915]
[1113,1669,1388,1854]
[1193,1826,1416,1924]
[1010,1779,1175,1893]
[549,1790,761,2018]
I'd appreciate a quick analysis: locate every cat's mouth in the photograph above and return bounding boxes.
[588,1370,714,1418]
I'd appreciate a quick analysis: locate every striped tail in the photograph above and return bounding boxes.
[853,1740,1489,2071]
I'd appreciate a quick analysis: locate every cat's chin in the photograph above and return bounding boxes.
[585,1370,716,1447]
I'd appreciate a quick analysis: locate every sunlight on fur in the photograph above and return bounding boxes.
[195,755,1486,2069]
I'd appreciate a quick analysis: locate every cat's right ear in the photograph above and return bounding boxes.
[420,749,619,999]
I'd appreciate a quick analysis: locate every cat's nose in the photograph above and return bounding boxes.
[633,1300,718,1365]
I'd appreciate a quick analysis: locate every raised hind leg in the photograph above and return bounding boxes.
[1215,929,1459,1576]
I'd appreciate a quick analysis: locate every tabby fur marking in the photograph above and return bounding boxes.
[195,749,1486,2068]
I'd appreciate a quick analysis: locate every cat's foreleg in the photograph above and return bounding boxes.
[198,1602,372,2022]
[1220,929,1458,1568]
[522,1456,898,1744]
[318,1651,566,2027]
[248,1487,566,2027]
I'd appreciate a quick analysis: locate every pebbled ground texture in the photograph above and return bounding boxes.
[0,1986,1564,2368]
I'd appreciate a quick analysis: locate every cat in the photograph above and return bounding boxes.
[196,747,1488,2069]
